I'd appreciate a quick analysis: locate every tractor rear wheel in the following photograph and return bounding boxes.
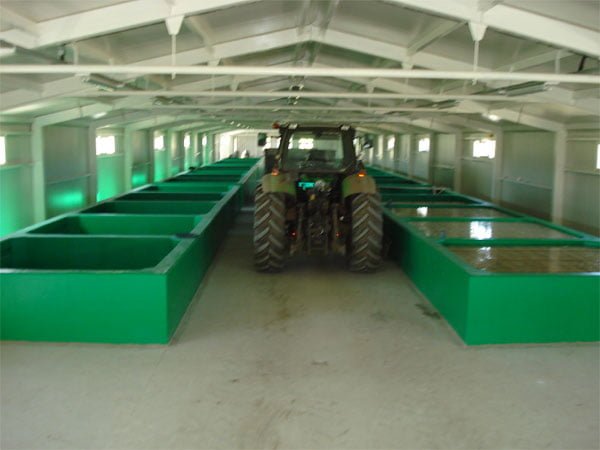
[254,185,287,272]
[347,193,383,272]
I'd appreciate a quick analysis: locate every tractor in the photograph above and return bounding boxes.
[253,124,382,272]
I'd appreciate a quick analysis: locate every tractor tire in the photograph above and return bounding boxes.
[347,193,383,272]
[254,185,287,272]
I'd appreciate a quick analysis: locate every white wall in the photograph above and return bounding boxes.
[563,129,599,235]
[43,125,92,218]
[500,131,554,219]
[0,126,35,235]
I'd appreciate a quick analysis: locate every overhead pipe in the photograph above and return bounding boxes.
[73,89,544,102]
[130,104,471,113]
[0,64,598,84]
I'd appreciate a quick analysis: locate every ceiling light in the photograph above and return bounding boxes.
[82,74,125,91]
[483,113,501,122]
[498,81,550,97]
[93,112,107,119]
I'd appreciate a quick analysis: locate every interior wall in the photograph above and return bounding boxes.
[0,129,35,236]
[96,128,125,202]
[43,125,90,218]
[382,135,394,169]
[461,135,493,201]
[170,131,183,176]
[131,130,151,187]
[500,131,554,219]
[397,135,410,174]
[431,133,455,188]
[153,130,168,181]
[563,129,600,235]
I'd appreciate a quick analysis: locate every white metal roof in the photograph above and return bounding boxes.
[0,0,598,134]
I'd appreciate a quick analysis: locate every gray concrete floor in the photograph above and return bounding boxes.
[1,217,599,450]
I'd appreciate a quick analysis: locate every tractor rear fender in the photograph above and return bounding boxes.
[261,173,296,198]
[342,173,377,199]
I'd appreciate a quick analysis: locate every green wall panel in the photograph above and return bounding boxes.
[154,149,168,181]
[0,166,35,236]
[45,177,88,218]
[97,154,125,202]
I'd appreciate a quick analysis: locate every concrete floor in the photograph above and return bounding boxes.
[1,218,599,450]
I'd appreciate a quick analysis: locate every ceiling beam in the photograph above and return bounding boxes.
[0,0,254,49]
[487,108,564,131]
[407,19,463,57]
[185,15,215,56]
[91,111,159,128]
[441,115,502,133]
[134,27,300,66]
[0,74,44,93]
[33,103,112,127]
[0,5,39,36]
[384,0,600,57]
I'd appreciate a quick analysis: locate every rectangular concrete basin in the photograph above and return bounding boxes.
[142,182,234,193]
[0,236,177,270]
[28,215,202,236]
[117,192,224,202]
[82,200,216,215]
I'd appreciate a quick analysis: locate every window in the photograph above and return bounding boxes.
[183,133,191,150]
[596,144,600,170]
[387,136,395,151]
[95,135,116,155]
[0,136,5,165]
[282,130,346,171]
[154,134,165,151]
[418,137,430,152]
[201,135,208,147]
[298,138,314,149]
[473,139,496,158]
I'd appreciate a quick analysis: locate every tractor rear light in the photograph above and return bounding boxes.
[272,167,279,176]
[358,170,366,178]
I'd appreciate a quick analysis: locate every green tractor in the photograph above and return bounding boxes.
[254,124,382,272]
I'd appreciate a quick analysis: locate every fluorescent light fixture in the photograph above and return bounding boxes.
[483,113,501,122]
[82,74,124,91]
[93,111,107,119]
[498,81,550,97]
